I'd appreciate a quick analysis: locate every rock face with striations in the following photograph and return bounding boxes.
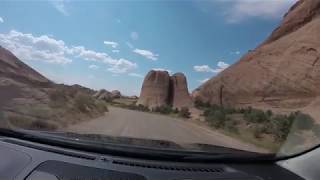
[138,70,192,109]
[170,73,193,108]
[193,0,320,109]
[137,70,170,108]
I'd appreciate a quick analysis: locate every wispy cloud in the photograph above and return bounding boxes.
[0,17,4,23]
[128,73,143,78]
[0,30,137,73]
[0,30,72,64]
[112,49,120,53]
[198,78,210,84]
[51,0,69,16]
[130,32,139,40]
[133,48,159,61]
[230,50,241,55]
[89,64,99,70]
[194,61,230,73]
[106,58,137,74]
[103,41,118,48]
[194,65,214,73]
[222,0,297,23]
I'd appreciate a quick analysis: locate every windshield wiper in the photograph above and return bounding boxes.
[0,128,275,162]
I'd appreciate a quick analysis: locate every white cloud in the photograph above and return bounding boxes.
[0,30,137,73]
[89,64,99,70]
[103,41,118,48]
[0,30,72,64]
[51,0,69,16]
[230,50,241,55]
[198,78,210,84]
[130,32,139,40]
[128,73,143,78]
[194,65,214,73]
[107,58,137,74]
[133,48,159,61]
[112,49,120,53]
[152,68,172,74]
[194,61,230,74]
[217,61,229,69]
[223,0,297,23]
[0,17,4,23]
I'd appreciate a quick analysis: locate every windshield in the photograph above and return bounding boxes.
[0,0,319,159]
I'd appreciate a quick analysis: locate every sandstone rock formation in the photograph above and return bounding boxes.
[193,0,320,109]
[138,70,192,109]
[137,70,170,108]
[170,73,193,108]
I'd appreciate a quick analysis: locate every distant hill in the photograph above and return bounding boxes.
[193,0,320,110]
[0,46,50,85]
[0,46,108,130]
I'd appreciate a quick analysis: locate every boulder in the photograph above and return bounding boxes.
[93,89,112,101]
[137,70,170,108]
[170,73,193,108]
[111,90,121,99]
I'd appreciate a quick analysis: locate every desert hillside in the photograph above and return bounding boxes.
[0,46,108,130]
[193,0,320,112]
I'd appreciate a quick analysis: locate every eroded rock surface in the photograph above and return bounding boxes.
[138,70,192,109]
[193,0,320,109]
[137,70,170,108]
[170,73,193,108]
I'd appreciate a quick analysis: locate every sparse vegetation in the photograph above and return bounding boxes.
[111,101,150,112]
[152,105,174,114]
[178,107,191,118]
[199,102,316,150]
[8,115,58,130]
[74,93,96,112]
[312,124,320,138]
[29,120,58,130]
[95,100,109,113]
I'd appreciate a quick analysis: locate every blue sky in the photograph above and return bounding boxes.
[0,0,297,95]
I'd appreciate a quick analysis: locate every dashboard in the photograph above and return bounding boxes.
[0,136,305,180]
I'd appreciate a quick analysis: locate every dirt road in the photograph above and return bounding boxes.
[66,106,267,153]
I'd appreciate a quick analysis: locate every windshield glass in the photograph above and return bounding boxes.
[1,0,319,158]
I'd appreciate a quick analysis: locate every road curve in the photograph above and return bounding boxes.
[66,106,267,153]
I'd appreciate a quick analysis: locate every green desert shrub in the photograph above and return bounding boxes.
[179,107,191,118]
[312,124,320,138]
[292,112,314,131]
[206,110,228,128]
[224,120,239,134]
[30,120,58,130]
[244,109,268,123]
[153,105,173,114]
[74,93,95,112]
[95,100,109,113]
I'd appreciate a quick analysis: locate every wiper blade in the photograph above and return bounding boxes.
[181,153,276,162]
[0,128,276,162]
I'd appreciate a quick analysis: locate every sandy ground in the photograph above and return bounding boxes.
[65,106,267,153]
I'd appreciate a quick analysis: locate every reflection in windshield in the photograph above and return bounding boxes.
[1,0,320,158]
